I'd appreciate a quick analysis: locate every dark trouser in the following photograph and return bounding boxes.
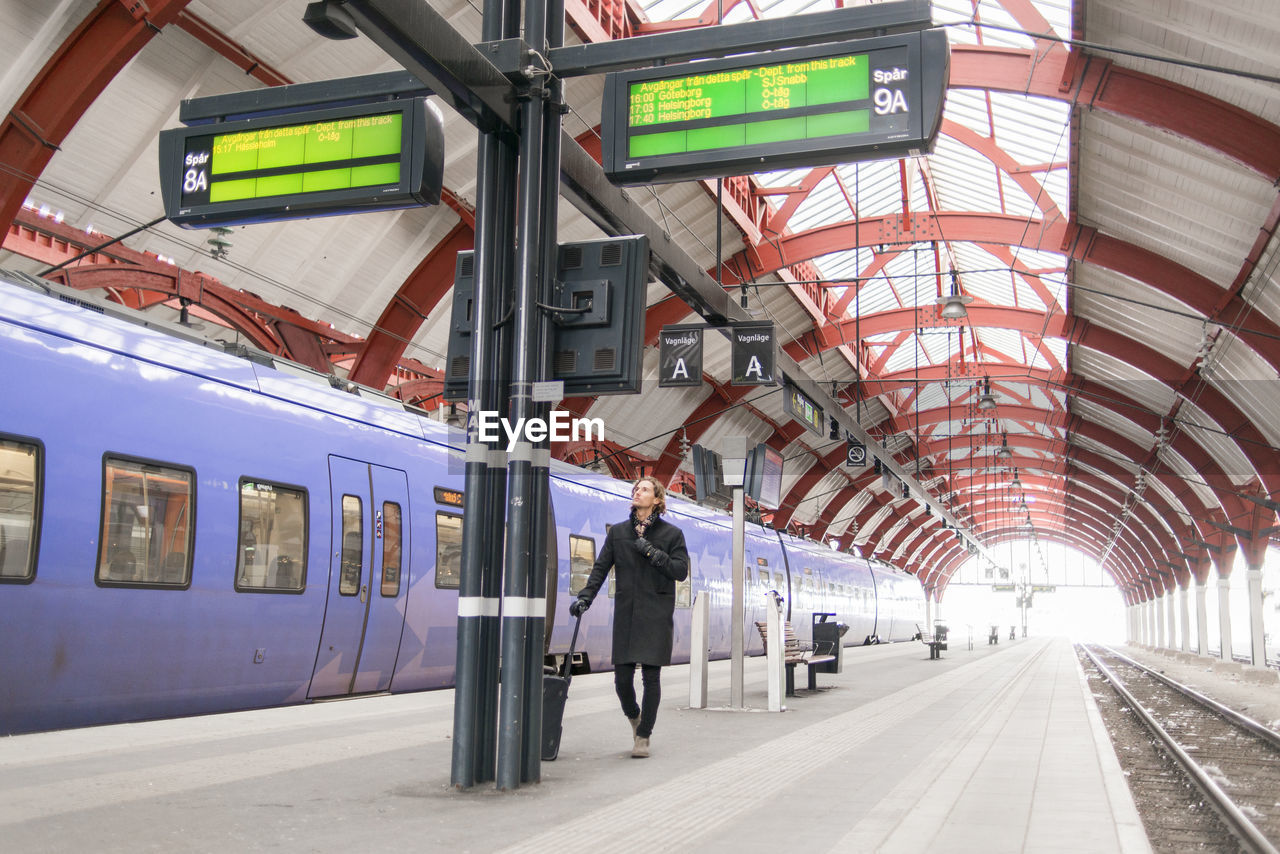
[614,662,661,738]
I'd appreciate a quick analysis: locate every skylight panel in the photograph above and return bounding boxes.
[989,94,1072,165]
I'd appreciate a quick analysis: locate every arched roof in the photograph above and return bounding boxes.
[1,0,1278,603]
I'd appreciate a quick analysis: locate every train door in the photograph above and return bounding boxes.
[309,456,410,698]
[744,546,771,655]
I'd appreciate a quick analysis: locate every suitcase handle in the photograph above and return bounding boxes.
[561,614,582,680]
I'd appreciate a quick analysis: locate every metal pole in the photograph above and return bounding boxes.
[497,0,550,788]
[477,136,517,783]
[730,484,745,707]
[521,0,564,783]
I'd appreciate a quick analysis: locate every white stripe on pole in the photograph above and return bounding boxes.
[501,596,547,618]
[457,596,501,617]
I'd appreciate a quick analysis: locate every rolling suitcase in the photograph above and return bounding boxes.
[541,614,582,761]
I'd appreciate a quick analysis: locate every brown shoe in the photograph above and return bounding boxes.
[631,736,649,758]
[628,716,639,737]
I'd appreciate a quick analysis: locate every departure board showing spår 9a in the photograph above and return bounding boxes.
[602,30,949,186]
[627,54,870,158]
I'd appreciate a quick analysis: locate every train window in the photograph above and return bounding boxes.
[96,456,194,587]
[0,437,40,583]
[675,569,692,609]
[235,480,307,592]
[339,495,362,596]
[568,534,595,595]
[435,511,462,589]
[757,568,770,586]
[380,502,402,597]
[774,571,784,589]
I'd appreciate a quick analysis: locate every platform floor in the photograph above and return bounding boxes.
[0,635,1150,853]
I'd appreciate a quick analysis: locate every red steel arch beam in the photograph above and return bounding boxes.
[1069,420,1236,558]
[770,444,855,530]
[1074,326,1280,503]
[762,116,1068,243]
[347,221,474,389]
[0,0,192,232]
[871,363,1057,398]
[816,304,1068,350]
[1064,484,1173,586]
[1075,440,1203,568]
[730,211,1280,378]
[45,264,280,353]
[1063,225,1280,374]
[173,10,288,86]
[648,381,751,486]
[951,44,1280,181]
[892,388,1249,536]
[947,457,1191,574]
[1069,445,1208,546]
[955,488,1154,575]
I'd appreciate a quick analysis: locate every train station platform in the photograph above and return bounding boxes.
[0,635,1151,853]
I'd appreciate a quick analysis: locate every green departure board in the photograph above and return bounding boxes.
[603,30,949,185]
[201,112,403,203]
[159,98,444,228]
[627,54,870,158]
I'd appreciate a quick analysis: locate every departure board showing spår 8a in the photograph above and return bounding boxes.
[193,112,403,205]
[602,30,949,186]
[159,98,444,228]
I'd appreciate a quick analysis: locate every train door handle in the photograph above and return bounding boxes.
[360,584,368,603]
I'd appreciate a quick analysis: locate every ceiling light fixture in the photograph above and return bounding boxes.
[996,431,1012,460]
[936,269,972,320]
[977,378,997,411]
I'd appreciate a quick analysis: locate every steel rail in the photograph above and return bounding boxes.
[1080,644,1280,854]
[1099,644,1280,752]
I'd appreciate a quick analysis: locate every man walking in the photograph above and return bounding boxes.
[570,476,689,758]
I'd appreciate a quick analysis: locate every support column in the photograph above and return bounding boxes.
[1146,598,1156,646]
[1247,566,1266,667]
[1196,577,1209,656]
[1165,590,1176,649]
[1217,575,1233,662]
[1155,593,1166,649]
[1178,584,1190,653]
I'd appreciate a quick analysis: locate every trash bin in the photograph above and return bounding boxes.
[812,612,847,674]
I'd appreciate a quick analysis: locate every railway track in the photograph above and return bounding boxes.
[1080,644,1280,853]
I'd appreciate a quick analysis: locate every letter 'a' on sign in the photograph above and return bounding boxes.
[730,321,775,386]
[602,29,948,186]
[659,324,704,388]
[158,98,445,228]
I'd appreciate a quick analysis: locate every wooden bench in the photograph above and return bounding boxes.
[755,620,837,696]
[917,624,946,659]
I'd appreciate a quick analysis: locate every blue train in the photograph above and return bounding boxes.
[0,270,925,736]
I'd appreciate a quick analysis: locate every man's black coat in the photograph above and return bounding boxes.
[579,513,690,666]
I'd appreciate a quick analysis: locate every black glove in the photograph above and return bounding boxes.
[633,536,669,567]
[569,597,590,617]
